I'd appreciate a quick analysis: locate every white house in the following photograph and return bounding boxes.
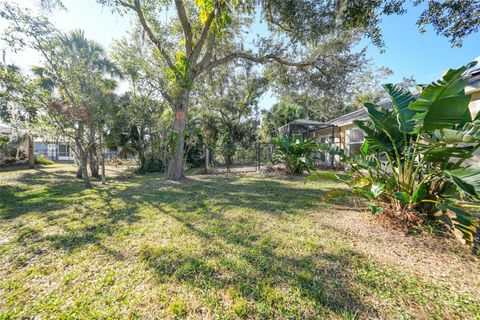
[0,122,74,164]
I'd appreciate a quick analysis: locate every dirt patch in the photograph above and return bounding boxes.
[314,208,480,294]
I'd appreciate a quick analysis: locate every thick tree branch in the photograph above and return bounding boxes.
[190,9,216,64]
[201,52,317,75]
[195,31,216,75]
[119,0,177,73]
[174,0,193,54]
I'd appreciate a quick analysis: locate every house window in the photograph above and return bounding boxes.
[58,144,70,157]
[348,129,364,156]
[34,142,47,156]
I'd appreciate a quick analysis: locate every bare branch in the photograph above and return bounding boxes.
[201,51,316,75]
[174,0,193,54]
[116,0,135,9]
[119,0,177,73]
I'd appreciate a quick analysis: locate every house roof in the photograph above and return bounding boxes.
[326,100,392,126]
[275,119,334,136]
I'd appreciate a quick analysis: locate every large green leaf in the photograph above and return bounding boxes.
[394,192,411,206]
[349,154,381,169]
[446,166,480,198]
[383,83,417,133]
[364,103,403,144]
[317,143,346,158]
[420,145,475,163]
[370,182,385,198]
[411,183,427,203]
[430,122,480,143]
[438,203,479,244]
[354,120,393,152]
[409,62,477,132]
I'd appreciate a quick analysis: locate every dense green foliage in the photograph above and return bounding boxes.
[1,4,121,187]
[311,62,480,244]
[272,135,317,175]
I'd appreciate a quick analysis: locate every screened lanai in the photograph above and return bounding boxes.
[273,119,336,140]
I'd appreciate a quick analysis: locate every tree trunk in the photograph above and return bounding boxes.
[80,150,91,188]
[28,134,34,169]
[75,124,91,188]
[100,131,105,184]
[167,90,190,180]
[76,165,82,179]
[101,153,105,183]
[204,144,209,174]
[137,126,146,170]
[89,143,99,178]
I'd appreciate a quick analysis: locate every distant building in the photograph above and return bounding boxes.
[33,140,74,161]
[0,122,74,164]
[277,68,480,168]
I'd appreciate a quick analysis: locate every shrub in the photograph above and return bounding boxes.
[34,155,54,165]
[272,135,317,175]
[310,62,480,245]
[0,136,8,149]
[137,155,164,173]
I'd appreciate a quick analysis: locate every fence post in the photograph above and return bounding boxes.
[256,143,260,171]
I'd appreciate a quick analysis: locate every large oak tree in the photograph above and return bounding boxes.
[99,0,379,180]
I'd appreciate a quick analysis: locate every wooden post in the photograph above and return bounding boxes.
[331,125,335,169]
[256,143,260,172]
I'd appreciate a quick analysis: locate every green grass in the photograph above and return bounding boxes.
[0,164,478,319]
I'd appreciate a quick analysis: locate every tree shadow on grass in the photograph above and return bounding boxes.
[126,176,378,317]
[0,181,85,219]
[140,210,378,318]
[126,175,329,217]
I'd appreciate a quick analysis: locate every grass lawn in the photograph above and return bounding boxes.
[0,164,479,319]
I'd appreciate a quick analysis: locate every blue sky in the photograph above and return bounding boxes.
[1,0,479,110]
[366,3,480,84]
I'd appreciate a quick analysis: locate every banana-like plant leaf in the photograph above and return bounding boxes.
[411,183,427,203]
[317,143,346,158]
[359,140,370,155]
[351,176,371,188]
[394,192,411,206]
[371,182,385,198]
[364,103,403,144]
[349,154,380,169]
[409,63,476,132]
[419,144,475,163]
[438,203,479,244]
[355,120,393,152]
[430,122,480,143]
[354,187,375,200]
[383,83,417,133]
[446,166,480,198]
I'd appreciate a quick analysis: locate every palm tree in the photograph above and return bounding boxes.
[32,29,121,188]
